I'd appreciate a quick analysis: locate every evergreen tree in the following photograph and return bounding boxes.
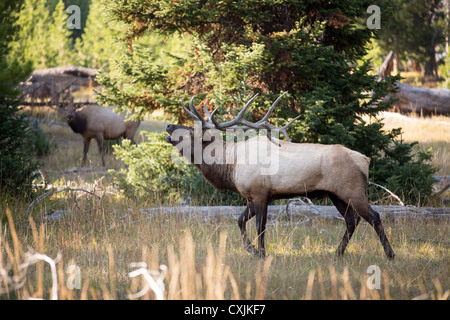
[378,0,446,77]
[74,0,124,70]
[439,53,450,87]
[0,0,31,96]
[48,0,74,66]
[9,0,50,68]
[9,0,74,68]
[0,0,39,197]
[98,0,437,204]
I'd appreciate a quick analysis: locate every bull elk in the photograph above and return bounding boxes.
[66,104,140,167]
[165,93,395,259]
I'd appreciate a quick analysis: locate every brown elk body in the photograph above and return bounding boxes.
[66,104,140,166]
[165,94,395,259]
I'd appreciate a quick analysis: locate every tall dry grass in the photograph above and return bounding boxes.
[1,197,448,300]
[2,107,447,300]
[365,112,450,176]
[0,206,274,300]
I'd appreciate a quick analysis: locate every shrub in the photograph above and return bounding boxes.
[369,141,439,205]
[0,98,40,196]
[27,118,57,157]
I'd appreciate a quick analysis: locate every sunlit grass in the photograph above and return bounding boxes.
[1,195,448,300]
[1,108,447,300]
[364,111,450,176]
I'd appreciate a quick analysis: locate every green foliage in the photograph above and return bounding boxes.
[439,53,450,88]
[0,99,40,196]
[74,0,125,70]
[95,32,190,122]
[9,0,74,69]
[27,119,58,157]
[0,0,33,96]
[48,0,74,66]
[0,0,52,197]
[370,142,439,205]
[98,0,439,205]
[109,132,188,200]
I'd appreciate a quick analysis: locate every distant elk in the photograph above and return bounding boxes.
[165,93,395,259]
[66,104,140,167]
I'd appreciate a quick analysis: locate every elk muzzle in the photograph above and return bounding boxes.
[165,124,175,143]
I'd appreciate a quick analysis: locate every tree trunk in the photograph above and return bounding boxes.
[424,54,438,77]
[424,30,439,78]
[377,51,394,80]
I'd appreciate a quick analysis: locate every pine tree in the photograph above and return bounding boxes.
[74,0,124,70]
[9,0,74,68]
[9,0,50,68]
[439,53,450,88]
[378,0,446,77]
[48,0,74,66]
[0,0,39,197]
[98,0,438,204]
[0,0,32,96]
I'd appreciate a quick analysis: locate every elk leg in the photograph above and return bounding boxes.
[254,198,268,258]
[366,207,395,260]
[123,130,137,145]
[238,203,256,254]
[344,197,395,260]
[329,194,361,257]
[96,133,105,167]
[82,138,91,167]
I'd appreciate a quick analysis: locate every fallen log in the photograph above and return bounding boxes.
[376,51,450,115]
[142,205,450,222]
[28,65,97,82]
[22,66,98,90]
[17,66,99,107]
[389,82,450,115]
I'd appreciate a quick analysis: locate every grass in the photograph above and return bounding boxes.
[1,199,448,300]
[364,111,450,176]
[0,108,448,300]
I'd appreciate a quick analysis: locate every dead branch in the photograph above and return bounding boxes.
[368,181,405,206]
[25,188,102,219]
[0,250,61,300]
[128,263,167,300]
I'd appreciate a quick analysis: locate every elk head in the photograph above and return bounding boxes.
[65,103,77,122]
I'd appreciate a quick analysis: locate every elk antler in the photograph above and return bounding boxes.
[181,92,300,142]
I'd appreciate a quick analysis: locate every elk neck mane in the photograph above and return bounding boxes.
[194,140,238,193]
[68,112,87,134]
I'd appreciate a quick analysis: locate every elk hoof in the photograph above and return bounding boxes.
[245,245,265,258]
[386,251,396,260]
[257,249,266,259]
[245,244,258,255]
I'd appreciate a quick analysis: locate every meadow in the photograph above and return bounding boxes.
[372,111,450,176]
[0,108,448,300]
